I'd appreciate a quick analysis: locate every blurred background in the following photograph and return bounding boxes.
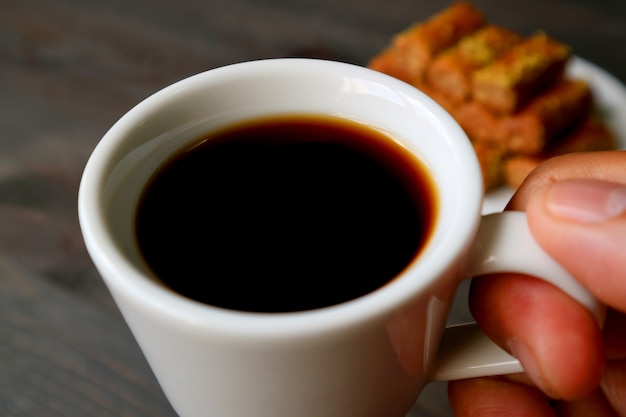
[1,0,625,416]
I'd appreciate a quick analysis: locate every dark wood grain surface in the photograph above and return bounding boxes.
[1,1,625,416]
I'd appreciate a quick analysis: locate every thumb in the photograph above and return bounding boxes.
[526,178,626,312]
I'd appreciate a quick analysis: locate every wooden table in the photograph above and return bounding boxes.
[1,1,624,416]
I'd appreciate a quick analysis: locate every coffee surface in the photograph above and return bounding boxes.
[135,115,436,312]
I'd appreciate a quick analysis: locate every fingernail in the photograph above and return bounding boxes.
[508,338,553,396]
[546,180,626,223]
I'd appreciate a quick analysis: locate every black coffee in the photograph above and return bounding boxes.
[135,115,437,312]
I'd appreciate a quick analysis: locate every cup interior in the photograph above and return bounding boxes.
[78,58,484,326]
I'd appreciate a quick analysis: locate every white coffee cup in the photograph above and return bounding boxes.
[78,59,604,417]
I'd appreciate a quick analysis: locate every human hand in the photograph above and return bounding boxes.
[449,151,626,416]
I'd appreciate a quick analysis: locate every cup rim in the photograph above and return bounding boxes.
[78,58,483,338]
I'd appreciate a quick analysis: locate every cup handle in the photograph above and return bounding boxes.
[432,211,606,382]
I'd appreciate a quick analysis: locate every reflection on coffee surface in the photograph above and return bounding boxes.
[135,115,437,312]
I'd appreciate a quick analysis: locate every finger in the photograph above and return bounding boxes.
[505,152,626,311]
[601,359,626,415]
[448,377,557,417]
[526,179,626,311]
[469,273,604,400]
[465,151,624,404]
[507,151,626,210]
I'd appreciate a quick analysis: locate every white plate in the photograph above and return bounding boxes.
[482,57,626,214]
